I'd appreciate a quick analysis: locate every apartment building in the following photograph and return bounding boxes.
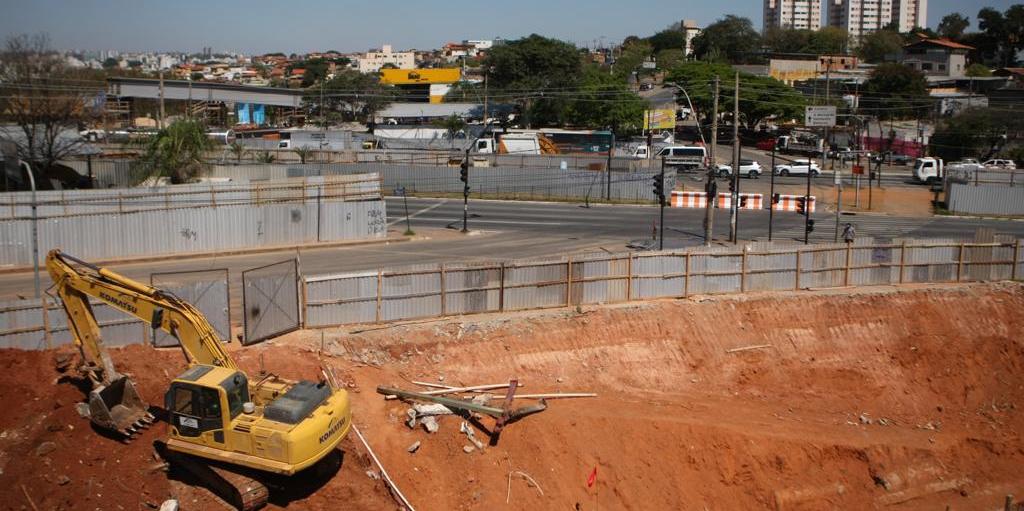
[828,0,928,39]
[764,0,823,31]
[356,44,415,73]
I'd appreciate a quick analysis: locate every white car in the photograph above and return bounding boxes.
[716,159,763,178]
[773,159,822,177]
[983,158,1017,170]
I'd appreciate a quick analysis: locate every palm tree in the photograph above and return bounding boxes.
[433,114,467,149]
[140,120,212,183]
[293,145,315,164]
[255,150,276,164]
[228,141,247,163]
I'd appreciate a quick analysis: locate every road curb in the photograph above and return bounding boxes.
[0,235,413,275]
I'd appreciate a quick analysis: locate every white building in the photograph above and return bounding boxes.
[828,0,892,39]
[828,0,928,39]
[357,44,415,73]
[764,0,823,31]
[682,20,701,56]
[892,0,927,33]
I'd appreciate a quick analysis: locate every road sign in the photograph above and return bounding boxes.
[805,105,837,127]
[852,165,865,175]
[395,185,406,196]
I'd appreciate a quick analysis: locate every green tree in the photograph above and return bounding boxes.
[483,34,583,126]
[691,15,761,63]
[665,61,805,128]
[140,120,212,183]
[937,13,970,40]
[859,63,928,120]
[655,49,685,70]
[857,29,904,63]
[228,141,247,162]
[931,108,1024,162]
[565,67,645,136]
[612,39,654,80]
[102,57,118,69]
[293,145,314,163]
[648,29,688,53]
[190,71,204,81]
[305,69,395,125]
[965,63,992,77]
[976,5,1024,67]
[432,114,467,148]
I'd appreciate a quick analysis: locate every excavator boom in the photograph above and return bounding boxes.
[46,249,235,436]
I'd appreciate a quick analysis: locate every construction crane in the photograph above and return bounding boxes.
[46,250,352,510]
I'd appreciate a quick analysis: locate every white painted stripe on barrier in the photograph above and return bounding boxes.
[772,195,816,212]
[670,191,763,209]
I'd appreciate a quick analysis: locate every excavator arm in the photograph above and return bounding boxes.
[46,249,235,436]
[47,250,236,372]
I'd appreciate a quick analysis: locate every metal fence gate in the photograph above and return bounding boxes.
[242,259,300,345]
[151,269,231,348]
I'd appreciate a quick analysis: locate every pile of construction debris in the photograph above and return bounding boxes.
[377,379,595,452]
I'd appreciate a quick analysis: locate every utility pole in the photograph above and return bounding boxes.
[703,76,720,247]
[729,72,740,244]
[768,144,776,241]
[482,73,489,128]
[158,69,166,129]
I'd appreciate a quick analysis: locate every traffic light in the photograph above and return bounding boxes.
[772,193,780,204]
[459,159,469,183]
[739,195,748,209]
[653,174,664,199]
[807,219,816,233]
[728,178,735,193]
[796,197,806,215]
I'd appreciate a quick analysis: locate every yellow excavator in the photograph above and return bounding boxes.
[46,250,352,510]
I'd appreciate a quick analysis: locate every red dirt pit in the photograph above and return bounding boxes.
[1,282,1023,510]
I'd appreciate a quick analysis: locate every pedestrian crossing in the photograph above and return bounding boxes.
[766,214,931,243]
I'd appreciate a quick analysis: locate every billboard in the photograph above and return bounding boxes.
[644,109,676,130]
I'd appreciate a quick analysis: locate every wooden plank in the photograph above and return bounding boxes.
[684,251,691,297]
[565,257,573,307]
[956,243,965,282]
[375,269,383,322]
[844,244,852,287]
[795,249,802,290]
[740,248,748,293]
[439,264,446,316]
[499,263,505,312]
[899,241,907,284]
[626,252,633,301]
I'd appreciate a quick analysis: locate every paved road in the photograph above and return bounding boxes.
[2,197,1020,305]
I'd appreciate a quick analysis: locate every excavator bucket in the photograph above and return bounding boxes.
[86,376,155,438]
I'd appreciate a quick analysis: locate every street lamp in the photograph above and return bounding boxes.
[19,161,40,298]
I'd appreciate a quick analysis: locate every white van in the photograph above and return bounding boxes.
[654,146,708,170]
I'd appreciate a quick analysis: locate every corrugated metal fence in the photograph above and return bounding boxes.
[947,183,1024,216]
[303,237,1024,328]
[0,174,387,267]
[206,163,675,203]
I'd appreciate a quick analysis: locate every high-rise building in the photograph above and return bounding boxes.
[828,0,893,40]
[828,0,928,39]
[764,0,823,31]
[892,0,927,33]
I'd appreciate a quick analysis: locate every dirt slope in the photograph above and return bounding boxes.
[1,282,1023,510]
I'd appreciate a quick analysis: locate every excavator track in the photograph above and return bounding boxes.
[161,447,269,511]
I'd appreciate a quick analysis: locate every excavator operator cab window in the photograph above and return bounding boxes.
[165,383,226,439]
[220,372,250,419]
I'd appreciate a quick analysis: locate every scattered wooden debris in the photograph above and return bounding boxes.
[725,344,774,354]
[352,425,416,511]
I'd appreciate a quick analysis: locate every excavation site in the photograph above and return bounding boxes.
[1,282,1022,510]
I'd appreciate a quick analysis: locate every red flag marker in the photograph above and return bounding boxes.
[587,466,598,488]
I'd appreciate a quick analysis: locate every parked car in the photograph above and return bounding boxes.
[871,152,913,165]
[773,159,821,177]
[716,159,763,178]
[982,158,1017,170]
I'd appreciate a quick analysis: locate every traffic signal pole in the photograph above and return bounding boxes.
[804,149,813,245]
[659,158,666,250]
[461,149,469,233]
[729,72,740,244]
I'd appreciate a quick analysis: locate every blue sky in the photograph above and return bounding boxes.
[0,0,1013,53]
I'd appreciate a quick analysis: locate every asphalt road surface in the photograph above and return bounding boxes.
[2,197,1021,306]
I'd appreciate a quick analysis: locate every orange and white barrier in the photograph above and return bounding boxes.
[670,191,763,209]
[772,195,816,212]
[670,191,708,208]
